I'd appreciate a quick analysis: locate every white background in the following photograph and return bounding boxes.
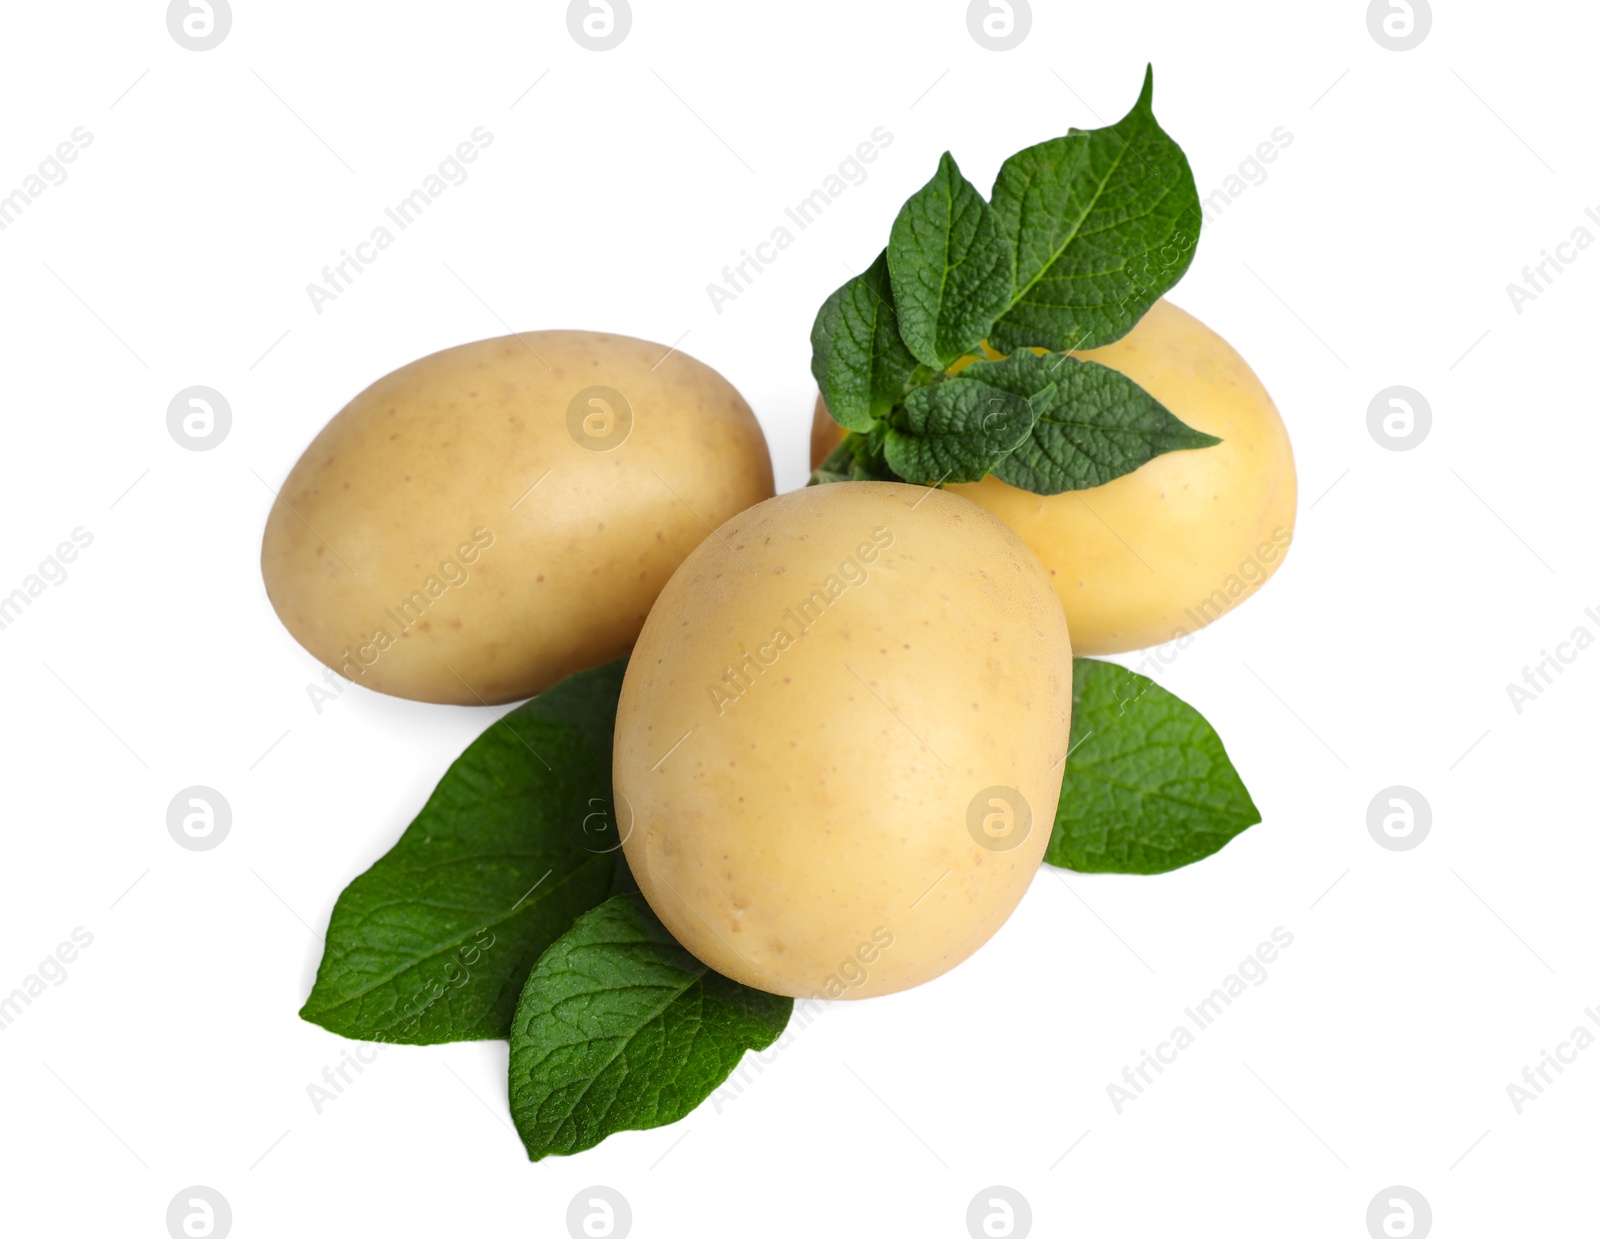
[1,1,1595,1235]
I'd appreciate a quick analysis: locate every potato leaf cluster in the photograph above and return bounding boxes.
[810,67,1217,490]
[301,655,1258,1160]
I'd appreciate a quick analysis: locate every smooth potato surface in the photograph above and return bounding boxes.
[812,300,1297,653]
[263,331,773,704]
[615,483,1073,999]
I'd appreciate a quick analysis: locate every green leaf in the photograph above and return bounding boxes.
[958,352,1219,494]
[809,250,921,433]
[808,433,898,486]
[299,662,628,1045]
[882,377,1037,485]
[988,66,1201,354]
[803,68,1214,499]
[887,152,1013,370]
[508,893,792,1161]
[1048,659,1261,874]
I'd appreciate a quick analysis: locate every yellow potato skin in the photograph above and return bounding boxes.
[812,300,1297,654]
[615,483,1073,999]
[262,331,774,704]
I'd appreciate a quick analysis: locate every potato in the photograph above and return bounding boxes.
[812,300,1297,654]
[615,482,1073,999]
[262,331,774,705]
